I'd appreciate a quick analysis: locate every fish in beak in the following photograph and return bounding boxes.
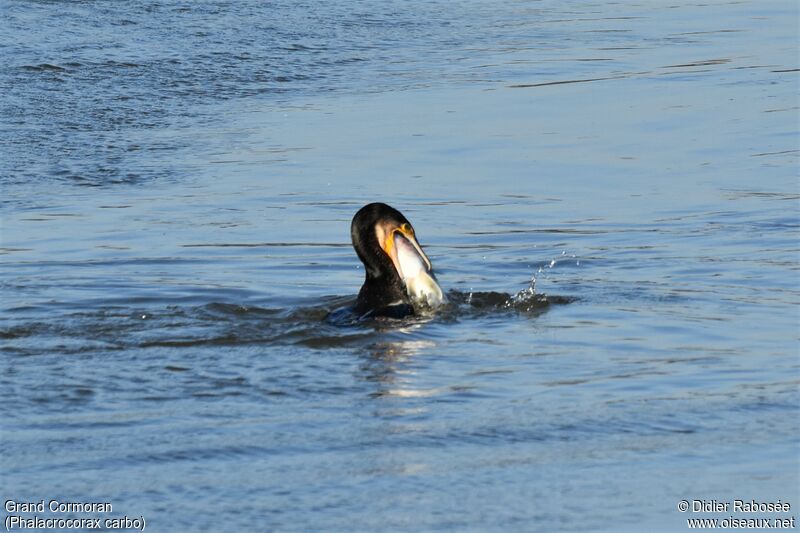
[381,222,446,308]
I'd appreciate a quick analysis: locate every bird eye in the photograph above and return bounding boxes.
[401,223,413,235]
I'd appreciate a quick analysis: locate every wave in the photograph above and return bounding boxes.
[1,289,573,356]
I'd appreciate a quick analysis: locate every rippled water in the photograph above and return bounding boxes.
[2,1,798,531]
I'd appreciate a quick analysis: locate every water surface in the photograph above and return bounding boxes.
[2,0,798,531]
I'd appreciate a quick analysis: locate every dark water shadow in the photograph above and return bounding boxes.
[1,286,573,357]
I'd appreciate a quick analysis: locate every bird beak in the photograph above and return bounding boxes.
[390,224,432,272]
[382,223,431,276]
[382,223,446,307]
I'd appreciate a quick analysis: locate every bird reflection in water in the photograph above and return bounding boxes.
[359,335,444,400]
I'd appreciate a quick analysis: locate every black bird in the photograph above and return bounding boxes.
[351,203,445,317]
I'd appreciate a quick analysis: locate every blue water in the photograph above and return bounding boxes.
[2,1,798,531]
